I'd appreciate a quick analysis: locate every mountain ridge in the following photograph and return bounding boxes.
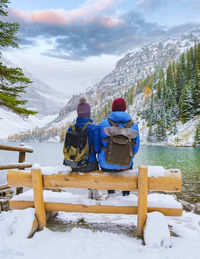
[6,25,200,145]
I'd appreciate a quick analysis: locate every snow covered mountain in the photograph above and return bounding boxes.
[7,25,200,145]
[0,57,70,140]
[55,25,200,122]
[1,56,69,116]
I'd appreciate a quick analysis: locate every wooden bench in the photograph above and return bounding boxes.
[7,166,182,237]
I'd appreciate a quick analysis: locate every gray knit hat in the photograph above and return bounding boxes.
[77,97,91,118]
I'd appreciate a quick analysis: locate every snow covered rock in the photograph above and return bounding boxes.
[11,208,36,238]
[144,211,171,248]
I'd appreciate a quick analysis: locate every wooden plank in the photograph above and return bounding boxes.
[0,163,32,170]
[148,207,183,216]
[7,170,32,187]
[137,165,148,237]
[16,149,26,195]
[7,170,138,190]
[10,200,34,210]
[32,168,46,230]
[43,172,138,190]
[0,144,33,153]
[7,170,182,192]
[9,200,182,216]
[148,171,182,192]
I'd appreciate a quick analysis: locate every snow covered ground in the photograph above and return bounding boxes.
[0,208,200,259]
[1,165,199,259]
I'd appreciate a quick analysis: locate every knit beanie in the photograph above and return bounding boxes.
[112,97,126,112]
[77,97,91,117]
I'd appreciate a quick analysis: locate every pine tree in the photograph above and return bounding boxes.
[148,97,157,125]
[166,63,174,89]
[171,98,180,121]
[181,80,195,123]
[0,0,37,117]
[147,126,155,142]
[156,108,167,142]
[193,61,200,115]
[166,109,172,128]
[186,51,193,84]
[175,63,184,103]
[170,122,178,135]
[194,121,200,147]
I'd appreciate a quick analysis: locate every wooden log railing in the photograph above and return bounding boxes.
[8,166,183,237]
[0,143,33,194]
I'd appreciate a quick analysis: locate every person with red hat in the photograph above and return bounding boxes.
[93,97,140,196]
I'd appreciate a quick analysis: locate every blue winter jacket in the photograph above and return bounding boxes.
[93,111,140,170]
[68,117,97,162]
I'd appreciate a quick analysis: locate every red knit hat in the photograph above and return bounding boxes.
[112,97,126,112]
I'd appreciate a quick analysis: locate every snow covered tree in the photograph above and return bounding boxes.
[147,126,155,142]
[170,122,178,135]
[186,51,194,84]
[166,109,172,129]
[148,98,157,125]
[175,63,184,103]
[156,112,167,142]
[194,121,200,147]
[193,61,200,115]
[0,0,36,117]
[170,98,180,121]
[181,81,195,123]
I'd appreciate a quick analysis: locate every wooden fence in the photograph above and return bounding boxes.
[0,143,33,194]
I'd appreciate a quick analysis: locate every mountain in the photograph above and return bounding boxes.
[54,25,200,122]
[1,56,69,116]
[8,25,200,145]
[0,56,70,140]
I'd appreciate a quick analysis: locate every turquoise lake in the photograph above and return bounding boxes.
[0,143,200,203]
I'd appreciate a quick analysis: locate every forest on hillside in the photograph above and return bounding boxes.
[143,44,200,144]
[93,44,200,145]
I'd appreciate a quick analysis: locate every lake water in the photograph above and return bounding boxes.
[0,143,200,203]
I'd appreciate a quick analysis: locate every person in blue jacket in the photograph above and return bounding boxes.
[63,97,100,199]
[63,97,98,172]
[93,97,140,196]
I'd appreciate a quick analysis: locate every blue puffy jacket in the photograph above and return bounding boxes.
[68,117,97,162]
[93,111,140,170]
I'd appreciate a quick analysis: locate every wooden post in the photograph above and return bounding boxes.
[16,144,26,195]
[137,165,148,237]
[32,168,46,230]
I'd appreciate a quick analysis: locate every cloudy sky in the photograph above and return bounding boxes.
[3,0,200,95]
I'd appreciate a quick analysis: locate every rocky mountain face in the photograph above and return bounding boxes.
[53,26,200,124]
[2,56,68,116]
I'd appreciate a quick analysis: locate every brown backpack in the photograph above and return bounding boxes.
[103,119,138,166]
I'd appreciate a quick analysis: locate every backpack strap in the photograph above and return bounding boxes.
[72,125,76,131]
[82,121,92,131]
[124,120,134,128]
[108,118,134,128]
[107,118,119,127]
[72,122,91,132]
